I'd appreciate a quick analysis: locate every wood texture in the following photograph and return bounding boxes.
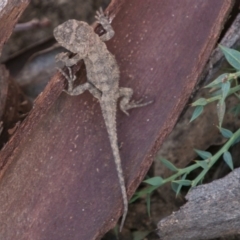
[0,0,233,239]
[0,0,32,148]
[0,0,30,55]
[0,65,9,120]
[158,168,240,240]
[0,65,32,147]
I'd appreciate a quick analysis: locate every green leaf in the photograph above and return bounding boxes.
[171,182,182,195]
[191,98,208,106]
[133,231,151,240]
[181,173,187,180]
[210,88,222,97]
[217,100,226,127]
[204,73,228,88]
[194,149,212,159]
[219,127,233,138]
[219,45,240,70]
[190,106,203,122]
[161,158,178,172]
[223,151,234,170]
[130,194,141,203]
[233,136,240,145]
[144,176,164,186]
[221,81,230,100]
[146,194,151,217]
[173,180,192,186]
[130,186,157,203]
[113,225,119,238]
[195,160,208,169]
[172,179,191,196]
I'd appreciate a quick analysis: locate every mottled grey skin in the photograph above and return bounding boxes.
[54,8,151,231]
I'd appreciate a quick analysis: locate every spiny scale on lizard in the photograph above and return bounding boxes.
[53,7,152,231]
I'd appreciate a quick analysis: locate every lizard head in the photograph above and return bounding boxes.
[54,19,94,55]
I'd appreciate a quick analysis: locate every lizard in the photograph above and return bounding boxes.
[53,8,152,231]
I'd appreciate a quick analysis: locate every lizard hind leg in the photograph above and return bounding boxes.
[119,87,153,116]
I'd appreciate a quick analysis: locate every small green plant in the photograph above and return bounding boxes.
[132,45,240,212]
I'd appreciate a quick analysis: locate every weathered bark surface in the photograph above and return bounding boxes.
[0,0,32,147]
[0,0,30,55]
[0,65,9,120]
[0,0,233,239]
[0,65,32,147]
[158,168,240,240]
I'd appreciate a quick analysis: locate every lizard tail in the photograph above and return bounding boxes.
[112,144,128,232]
[100,103,128,232]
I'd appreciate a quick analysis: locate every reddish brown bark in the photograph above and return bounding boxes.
[0,0,32,148]
[0,65,32,146]
[0,0,233,239]
[0,0,30,54]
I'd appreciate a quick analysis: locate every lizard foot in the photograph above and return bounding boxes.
[55,52,70,64]
[95,7,114,41]
[95,7,110,25]
[57,67,76,92]
[121,99,153,116]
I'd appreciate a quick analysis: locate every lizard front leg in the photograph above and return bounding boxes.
[56,52,82,67]
[119,87,153,116]
[95,8,114,42]
[58,67,102,98]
